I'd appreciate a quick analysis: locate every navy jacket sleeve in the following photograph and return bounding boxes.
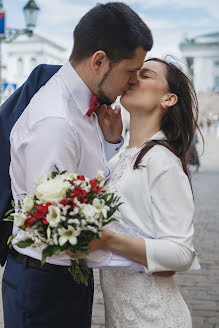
[0,64,61,266]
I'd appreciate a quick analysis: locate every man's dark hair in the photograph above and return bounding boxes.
[70,2,153,63]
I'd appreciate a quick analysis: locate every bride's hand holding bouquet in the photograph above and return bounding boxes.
[5,168,121,286]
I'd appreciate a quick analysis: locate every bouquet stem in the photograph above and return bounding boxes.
[69,258,92,287]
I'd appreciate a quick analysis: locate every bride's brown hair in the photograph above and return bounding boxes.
[133,57,203,191]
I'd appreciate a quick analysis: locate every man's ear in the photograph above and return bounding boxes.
[90,51,108,74]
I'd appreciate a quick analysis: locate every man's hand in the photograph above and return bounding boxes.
[88,238,105,254]
[97,105,123,144]
[88,230,112,253]
[152,271,176,277]
[65,231,111,258]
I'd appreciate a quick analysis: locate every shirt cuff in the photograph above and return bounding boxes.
[87,249,147,273]
[145,238,166,274]
[145,238,200,274]
[104,137,124,161]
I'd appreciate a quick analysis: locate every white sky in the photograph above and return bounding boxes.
[3,0,219,61]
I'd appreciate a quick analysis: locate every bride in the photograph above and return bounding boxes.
[88,58,201,327]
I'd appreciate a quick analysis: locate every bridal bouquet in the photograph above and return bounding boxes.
[5,168,120,286]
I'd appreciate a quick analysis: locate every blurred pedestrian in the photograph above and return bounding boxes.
[188,133,200,172]
[207,118,211,133]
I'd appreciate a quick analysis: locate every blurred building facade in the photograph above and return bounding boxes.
[3,33,67,102]
[180,32,219,93]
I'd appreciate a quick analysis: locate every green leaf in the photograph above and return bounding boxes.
[41,245,61,266]
[54,164,60,172]
[80,245,89,251]
[51,171,56,179]
[68,259,92,286]
[60,170,67,175]
[11,199,15,208]
[3,217,14,222]
[7,234,16,246]
[4,208,15,216]
[16,239,34,248]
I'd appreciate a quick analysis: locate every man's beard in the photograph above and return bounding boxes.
[97,89,112,106]
[97,63,115,106]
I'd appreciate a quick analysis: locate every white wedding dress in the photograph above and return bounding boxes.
[100,143,192,328]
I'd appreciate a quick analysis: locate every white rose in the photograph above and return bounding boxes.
[22,195,34,212]
[12,212,27,227]
[35,174,48,186]
[36,178,70,203]
[46,205,62,227]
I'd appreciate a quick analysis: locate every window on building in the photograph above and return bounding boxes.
[214,61,219,66]
[30,57,37,70]
[17,57,23,75]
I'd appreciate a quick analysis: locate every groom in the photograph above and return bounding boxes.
[1,2,153,328]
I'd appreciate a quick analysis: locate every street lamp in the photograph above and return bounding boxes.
[5,0,40,42]
[23,0,40,30]
[0,0,40,103]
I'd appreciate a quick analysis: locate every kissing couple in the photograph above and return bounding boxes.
[0,2,200,328]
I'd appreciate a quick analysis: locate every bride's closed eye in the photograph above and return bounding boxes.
[138,68,157,79]
[138,72,153,80]
[139,74,150,79]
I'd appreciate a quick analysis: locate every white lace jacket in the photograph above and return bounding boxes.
[89,130,200,274]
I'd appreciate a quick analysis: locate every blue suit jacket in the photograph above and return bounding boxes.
[0,64,61,266]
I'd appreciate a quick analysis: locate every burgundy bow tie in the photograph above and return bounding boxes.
[87,96,101,117]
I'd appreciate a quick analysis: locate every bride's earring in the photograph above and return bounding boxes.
[161,105,167,111]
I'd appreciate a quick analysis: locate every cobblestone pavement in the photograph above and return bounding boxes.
[174,133,219,328]
[0,132,218,328]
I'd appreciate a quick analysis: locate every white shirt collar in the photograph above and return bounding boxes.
[59,61,93,116]
[149,130,167,141]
